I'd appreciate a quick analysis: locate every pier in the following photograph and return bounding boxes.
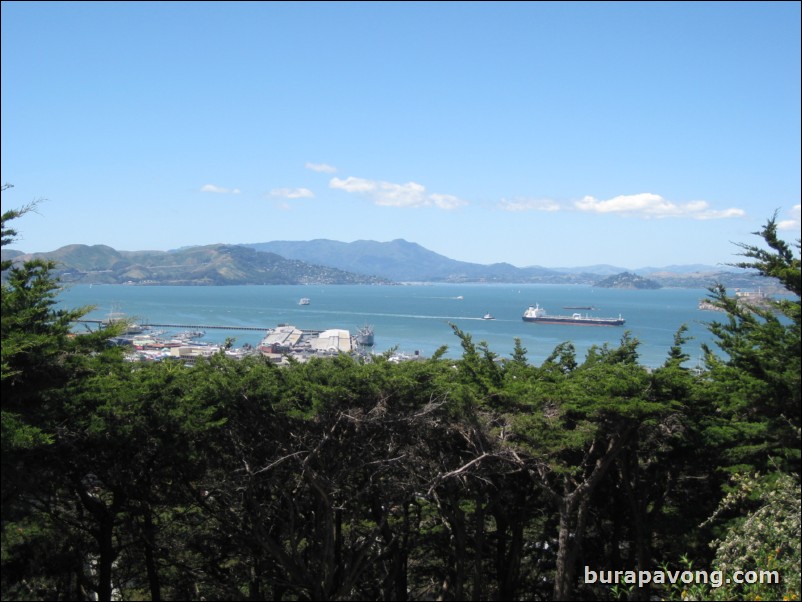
[76,320,320,334]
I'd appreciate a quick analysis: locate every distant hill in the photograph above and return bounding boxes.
[637,263,740,275]
[1,244,389,285]
[3,239,782,290]
[551,264,630,276]
[244,239,567,283]
[594,272,662,290]
[1,249,25,262]
[243,239,776,289]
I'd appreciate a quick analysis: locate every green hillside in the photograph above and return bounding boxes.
[594,271,662,289]
[1,244,389,285]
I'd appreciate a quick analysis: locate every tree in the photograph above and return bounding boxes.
[701,214,801,474]
[659,215,801,601]
[1,196,126,600]
[2,198,112,515]
[2,196,119,445]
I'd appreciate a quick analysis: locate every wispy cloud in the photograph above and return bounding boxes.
[269,187,315,199]
[496,192,745,220]
[329,176,467,209]
[778,204,801,231]
[200,184,241,194]
[429,193,467,210]
[499,198,561,212]
[305,162,337,173]
[574,193,745,220]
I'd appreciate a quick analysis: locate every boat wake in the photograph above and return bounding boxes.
[297,308,505,322]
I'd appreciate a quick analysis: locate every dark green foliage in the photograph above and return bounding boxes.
[700,216,801,474]
[2,207,799,600]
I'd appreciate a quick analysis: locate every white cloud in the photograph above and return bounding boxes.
[200,184,241,194]
[499,198,561,212]
[693,207,748,220]
[493,193,743,219]
[330,177,383,195]
[575,193,745,220]
[777,204,801,231]
[429,193,467,210]
[330,176,467,209]
[305,162,337,173]
[269,187,315,199]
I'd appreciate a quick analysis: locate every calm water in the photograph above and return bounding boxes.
[57,283,724,368]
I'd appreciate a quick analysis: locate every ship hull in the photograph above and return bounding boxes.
[355,326,375,346]
[522,316,625,326]
[356,333,375,346]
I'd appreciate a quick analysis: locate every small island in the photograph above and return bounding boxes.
[594,271,662,289]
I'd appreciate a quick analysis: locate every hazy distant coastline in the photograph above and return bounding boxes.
[2,238,777,290]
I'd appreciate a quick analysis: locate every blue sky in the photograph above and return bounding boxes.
[2,1,800,269]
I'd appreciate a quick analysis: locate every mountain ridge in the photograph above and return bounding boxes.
[1,244,389,286]
[242,238,762,288]
[2,238,776,289]
[245,238,558,283]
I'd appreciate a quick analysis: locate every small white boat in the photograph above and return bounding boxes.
[482,313,494,320]
[298,298,311,305]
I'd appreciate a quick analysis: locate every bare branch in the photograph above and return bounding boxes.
[427,452,490,495]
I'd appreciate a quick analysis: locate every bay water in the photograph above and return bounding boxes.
[56,283,727,369]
